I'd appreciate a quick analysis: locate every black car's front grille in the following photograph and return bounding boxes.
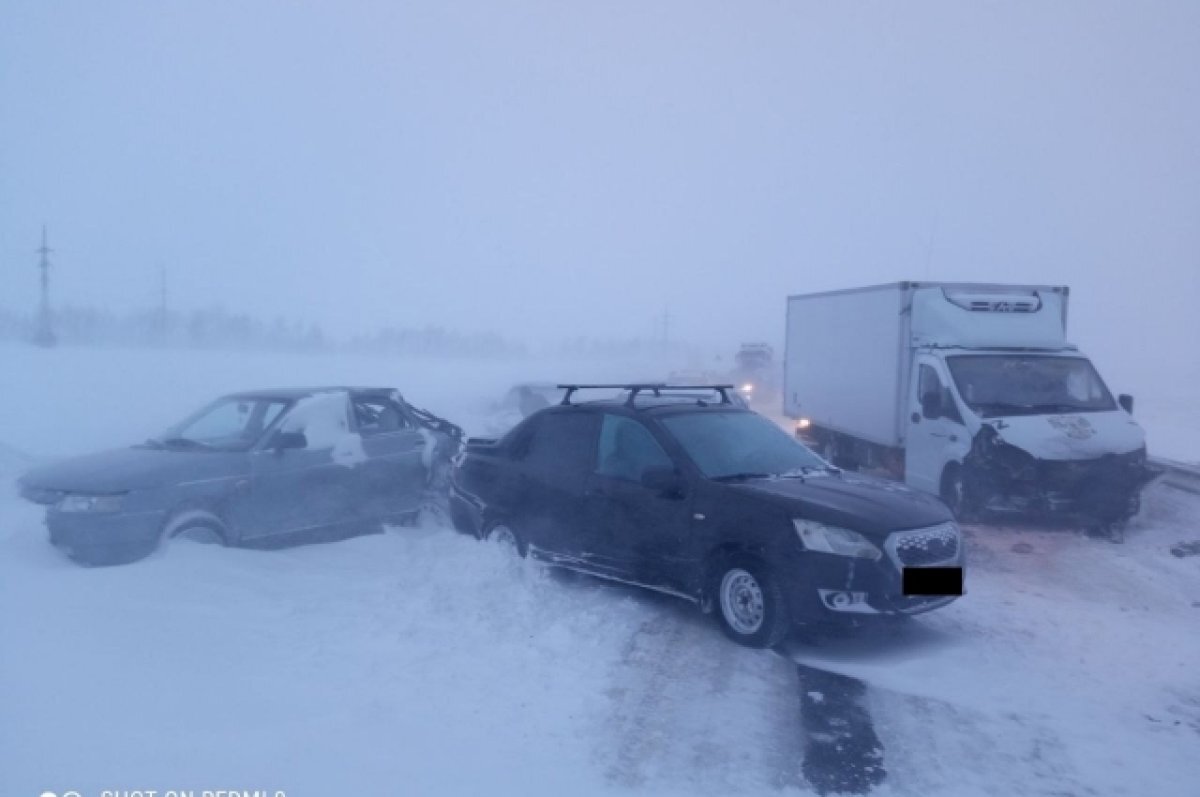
[889,523,960,566]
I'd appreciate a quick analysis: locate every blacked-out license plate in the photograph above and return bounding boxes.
[902,566,964,596]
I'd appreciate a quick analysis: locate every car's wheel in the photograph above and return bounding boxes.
[405,496,451,529]
[713,557,790,648]
[485,522,527,558]
[162,510,228,549]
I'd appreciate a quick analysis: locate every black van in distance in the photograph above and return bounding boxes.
[450,385,964,647]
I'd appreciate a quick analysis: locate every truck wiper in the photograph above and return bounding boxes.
[1028,403,1091,414]
[158,437,215,450]
[976,401,1039,417]
[712,472,773,482]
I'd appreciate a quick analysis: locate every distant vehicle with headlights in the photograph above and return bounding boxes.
[450,384,963,648]
[18,387,463,565]
[784,282,1157,535]
[729,343,778,406]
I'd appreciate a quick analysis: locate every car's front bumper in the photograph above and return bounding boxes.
[45,508,166,559]
[783,522,965,622]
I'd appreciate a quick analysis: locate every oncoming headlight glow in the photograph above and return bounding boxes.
[58,494,125,513]
[740,383,754,393]
[793,518,882,560]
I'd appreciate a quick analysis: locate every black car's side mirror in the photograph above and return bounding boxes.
[271,430,308,452]
[641,466,685,498]
[920,391,942,420]
[1118,394,1134,415]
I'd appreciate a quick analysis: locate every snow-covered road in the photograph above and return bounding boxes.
[2,344,1198,796]
[0,496,807,796]
[787,480,1200,796]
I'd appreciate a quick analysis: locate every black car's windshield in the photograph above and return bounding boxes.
[946,355,1117,417]
[660,411,827,479]
[153,397,291,452]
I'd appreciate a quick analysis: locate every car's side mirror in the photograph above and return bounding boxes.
[641,466,685,497]
[271,430,308,451]
[1118,394,1134,415]
[920,391,942,420]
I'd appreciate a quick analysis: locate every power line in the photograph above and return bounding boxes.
[32,225,56,347]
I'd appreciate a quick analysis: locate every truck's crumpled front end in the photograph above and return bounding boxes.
[962,424,1161,526]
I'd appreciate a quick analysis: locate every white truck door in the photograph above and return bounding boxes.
[904,357,968,496]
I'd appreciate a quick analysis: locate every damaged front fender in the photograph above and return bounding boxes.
[960,424,1160,524]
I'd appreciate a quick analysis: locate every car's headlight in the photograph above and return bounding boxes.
[740,383,754,393]
[58,494,125,513]
[793,519,882,560]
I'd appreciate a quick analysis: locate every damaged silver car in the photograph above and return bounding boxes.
[18,387,463,565]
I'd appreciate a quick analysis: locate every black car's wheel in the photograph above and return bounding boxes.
[485,522,527,558]
[713,556,790,648]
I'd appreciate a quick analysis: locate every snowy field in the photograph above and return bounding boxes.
[2,343,1198,797]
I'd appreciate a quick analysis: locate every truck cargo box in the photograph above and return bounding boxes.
[784,282,1069,448]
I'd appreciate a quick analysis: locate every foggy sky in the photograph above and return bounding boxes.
[2,1,1198,373]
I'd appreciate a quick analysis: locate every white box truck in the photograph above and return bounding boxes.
[784,282,1156,531]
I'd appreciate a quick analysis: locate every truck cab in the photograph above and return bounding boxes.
[906,347,1149,521]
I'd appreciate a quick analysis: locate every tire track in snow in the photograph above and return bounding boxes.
[796,665,886,795]
[595,600,805,793]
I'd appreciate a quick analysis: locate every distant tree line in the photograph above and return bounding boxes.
[0,305,525,358]
[0,305,713,362]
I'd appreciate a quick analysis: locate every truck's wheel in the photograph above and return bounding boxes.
[940,465,976,521]
[820,432,858,471]
[712,557,790,648]
[820,436,837,465]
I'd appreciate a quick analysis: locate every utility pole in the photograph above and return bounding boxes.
[32,225,56,347]
[158,264,168,342]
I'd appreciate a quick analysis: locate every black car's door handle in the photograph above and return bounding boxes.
[911,412,921,424]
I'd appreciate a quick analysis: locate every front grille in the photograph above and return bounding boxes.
[888,522,960,567]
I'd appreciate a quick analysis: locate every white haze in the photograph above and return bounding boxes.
[1,1,1197,378]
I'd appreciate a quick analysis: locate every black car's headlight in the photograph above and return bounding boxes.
[58,494,125,513]
[793,519,882,560]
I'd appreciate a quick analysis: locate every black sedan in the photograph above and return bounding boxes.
[19,387,462,565]
[450,385,963,647]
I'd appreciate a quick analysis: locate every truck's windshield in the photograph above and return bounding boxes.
[946,355,1117,417]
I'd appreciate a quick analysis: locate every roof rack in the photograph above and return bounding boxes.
[556,383,737,407]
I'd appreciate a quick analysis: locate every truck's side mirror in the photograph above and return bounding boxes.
[1118,394,1134,415]
[920,391,942,420]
